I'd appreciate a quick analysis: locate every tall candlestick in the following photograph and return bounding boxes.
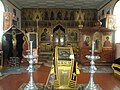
[23,40,38,90]
[92,40,94,56]
[30,41,33,55]
[84,40,100,90]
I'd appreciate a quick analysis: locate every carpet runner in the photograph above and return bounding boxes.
[0,65,40,80]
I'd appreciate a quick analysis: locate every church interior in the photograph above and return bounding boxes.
[0,0,120,90]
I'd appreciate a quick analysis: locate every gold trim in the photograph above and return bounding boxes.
[112,63,120,75]
[53,46,79,89]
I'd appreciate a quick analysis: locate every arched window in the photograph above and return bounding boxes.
[113,1,120,43]
[0,0,5,41]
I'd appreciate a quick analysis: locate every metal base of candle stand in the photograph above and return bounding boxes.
[24,65,38,90]
[24,82,38,90]
[84,55,100,90]
[24,55,38,90]
[84,75,99,90]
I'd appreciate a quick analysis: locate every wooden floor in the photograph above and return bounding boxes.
[0,63,120,90]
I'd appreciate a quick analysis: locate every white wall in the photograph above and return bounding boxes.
[2,0,21,29]
[98,0,118,20]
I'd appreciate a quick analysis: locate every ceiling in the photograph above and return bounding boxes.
[8,0,111,9]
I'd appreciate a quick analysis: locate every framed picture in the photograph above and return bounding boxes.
[68,29,78,42]
[93,32,102,51]
[83,35,91,48]
[28,32,38,49]
[102,35,112,48]
[40,28,50,42]
[3,12,13,30]
[106,15,116,30]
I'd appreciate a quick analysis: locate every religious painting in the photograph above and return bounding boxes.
[56,11,62,20]
[3,12,12,30]
[83,35,91,48]
[106,15,116,30]
[44,11,49,20]
[93,32,102,52]
[64,11,69,20]
[22,35,29,56]
[102,35,112,49]
[50,11,54,20]
[68,30,78,42]
[40,28,50,42]
[70,11,74,20]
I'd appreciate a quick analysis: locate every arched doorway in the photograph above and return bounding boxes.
[113,0,120,43]
[53,25,65,46]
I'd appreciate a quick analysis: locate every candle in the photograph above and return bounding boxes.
[92,40,94,56]
[30,41,33,55]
